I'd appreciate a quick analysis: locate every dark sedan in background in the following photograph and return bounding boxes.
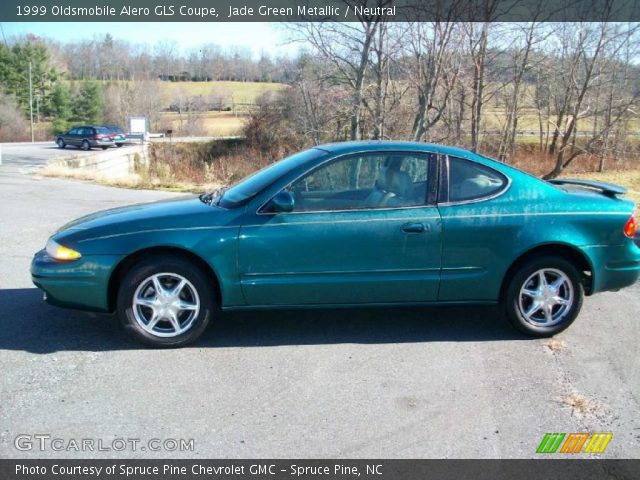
[56,126,117,150]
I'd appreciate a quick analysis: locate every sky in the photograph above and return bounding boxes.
[0,22,299,57]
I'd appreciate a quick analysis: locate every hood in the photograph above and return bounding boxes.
[54,195,226,241]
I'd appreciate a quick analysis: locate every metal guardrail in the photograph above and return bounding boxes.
[482,130,640,137]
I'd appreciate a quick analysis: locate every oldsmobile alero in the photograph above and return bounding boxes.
[31,141,640,347]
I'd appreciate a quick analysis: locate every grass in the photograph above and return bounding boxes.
[159,80,287,105]
[86,80,287,136]
[39,164,221,193]
[483,107,640,132]
[159,111,246,137]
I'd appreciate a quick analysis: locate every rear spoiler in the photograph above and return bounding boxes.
[548,178,628,197]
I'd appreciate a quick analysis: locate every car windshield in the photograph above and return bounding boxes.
[219,148,327,208]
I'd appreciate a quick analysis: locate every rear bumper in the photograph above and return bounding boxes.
[584,240,640,293]
[91,139,115,147]
[30,249,123,312]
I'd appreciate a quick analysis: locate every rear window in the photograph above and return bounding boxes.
[447,157,507,202]
[95,127,110,134]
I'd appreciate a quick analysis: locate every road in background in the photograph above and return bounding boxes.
[1,142,65,173]
[0,152,639,458]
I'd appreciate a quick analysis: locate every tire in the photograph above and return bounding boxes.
[101,146,108,150]
[504,256,584,337]
[56,138,65,149]
[116,143,124,147]
[116,255,214,347]
[81,140,90,151]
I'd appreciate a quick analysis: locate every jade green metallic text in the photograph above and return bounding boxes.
[31,141,640,318]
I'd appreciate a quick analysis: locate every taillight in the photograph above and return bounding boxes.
[93,134,102,139]
[624,215,637,238]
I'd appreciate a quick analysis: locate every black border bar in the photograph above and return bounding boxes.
[1,0,640,22]
[2,460,640,480]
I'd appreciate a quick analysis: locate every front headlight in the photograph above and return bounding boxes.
[45,239,82,261]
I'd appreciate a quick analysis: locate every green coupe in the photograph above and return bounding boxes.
[31,141,639,347]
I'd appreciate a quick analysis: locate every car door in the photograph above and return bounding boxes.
[74,127,88,146]
[237,151,442,306]
[82,127,94,143]
[64,128,80,145]
[437,155,513,302]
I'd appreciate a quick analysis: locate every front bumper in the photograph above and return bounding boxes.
[31,249,123,312]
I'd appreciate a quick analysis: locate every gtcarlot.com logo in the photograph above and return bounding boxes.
[536,432,612,454]
[14,434,195,452]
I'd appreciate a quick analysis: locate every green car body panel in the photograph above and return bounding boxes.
[31,141,640,314]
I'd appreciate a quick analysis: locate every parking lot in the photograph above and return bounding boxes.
[0,147,639,458]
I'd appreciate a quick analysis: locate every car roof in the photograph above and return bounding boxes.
[313,140,475,158]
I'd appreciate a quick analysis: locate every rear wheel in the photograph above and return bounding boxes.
[117,256,214,347]
[56,138,65,149]
[101,146,108,150]
[81,140,90,151]
[116,143,124,147]
[504,256,583,337]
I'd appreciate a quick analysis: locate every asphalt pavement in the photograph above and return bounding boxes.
[0,143,638,458]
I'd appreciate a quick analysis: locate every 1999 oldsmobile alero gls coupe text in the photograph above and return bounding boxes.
[31,141,640,347]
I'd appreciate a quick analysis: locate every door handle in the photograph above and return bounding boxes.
[401,222,427,234]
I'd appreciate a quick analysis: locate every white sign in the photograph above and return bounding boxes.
[129,117,147,134]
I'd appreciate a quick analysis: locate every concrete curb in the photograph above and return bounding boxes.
[47,145,148,179]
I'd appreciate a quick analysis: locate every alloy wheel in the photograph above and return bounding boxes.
[518,268,574,327]
[132,273,200,337]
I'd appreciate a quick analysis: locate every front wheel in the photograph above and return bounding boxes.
[56,138,65,149]
[504,256,584,337]
[117,256,214,347]
[81,140,90,151]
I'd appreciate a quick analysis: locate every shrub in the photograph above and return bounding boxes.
[0,93,29,142]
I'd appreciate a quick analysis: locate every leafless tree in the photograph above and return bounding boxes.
[496,22,544,161]
[407,21,462,141]
[291,1,393,140]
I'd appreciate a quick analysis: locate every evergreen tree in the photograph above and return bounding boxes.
[50,83,73,133]
[72,81,104,124]
[0,40,59,115]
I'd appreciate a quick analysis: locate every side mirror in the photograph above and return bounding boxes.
[267,191,295,213]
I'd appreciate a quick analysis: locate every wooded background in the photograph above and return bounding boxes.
[1,14,639,178]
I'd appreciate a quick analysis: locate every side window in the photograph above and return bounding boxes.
[287,153,430,212]
[69,128,79,135]
[447,157,507,203]
[83,128,94,136]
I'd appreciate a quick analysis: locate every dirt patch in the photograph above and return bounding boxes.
[544,339,567,352]
[560,393,602,418]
